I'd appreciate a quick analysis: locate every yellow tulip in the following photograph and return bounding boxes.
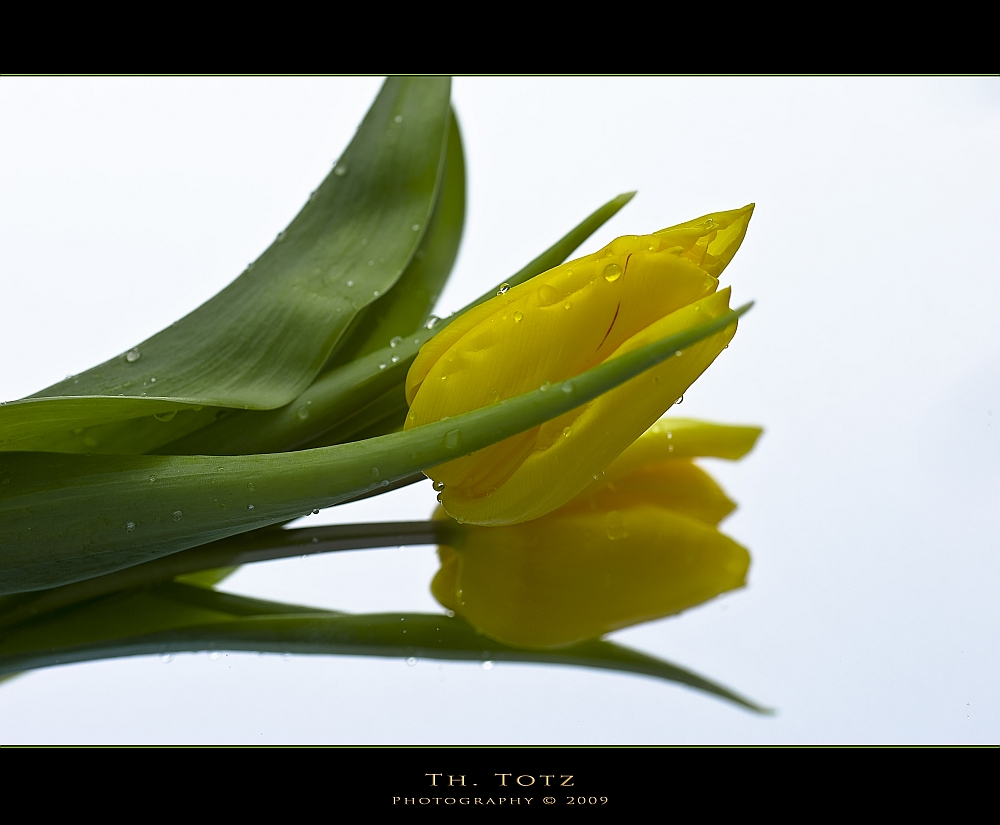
[431,418,762,649]
[405,205,754,525]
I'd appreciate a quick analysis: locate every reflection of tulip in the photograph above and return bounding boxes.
[405,205,754,525]
[431,418,761,649]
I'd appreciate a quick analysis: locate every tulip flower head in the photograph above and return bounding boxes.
[405,205,754,526]
[431,418,762,649]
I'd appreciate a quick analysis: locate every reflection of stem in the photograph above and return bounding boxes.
[0,517,458,631]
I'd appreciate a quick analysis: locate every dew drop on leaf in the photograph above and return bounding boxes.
[125,348,141,363]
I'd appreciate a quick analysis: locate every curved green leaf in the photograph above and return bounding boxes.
[1,77,452,452]
[0,303,750,594]
[156,192,637,456]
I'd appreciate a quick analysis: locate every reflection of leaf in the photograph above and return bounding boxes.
[1,303,750,594]
[1,77,452,454]
[0,582,768,713]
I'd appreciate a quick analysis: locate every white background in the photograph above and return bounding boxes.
[1,77,997,744]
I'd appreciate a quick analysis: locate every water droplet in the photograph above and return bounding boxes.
[276,231,287,242]
[564,301,572,310]
[153,410,177,422]
[346,280,354,287]
[675,351,683,357]
[648,243,657,251]
[704,218,715,228]
[334,165,347,176]
[497,283,510,295]
[160,654,173,663]
[149,476,155,483]
[311,509,320,516]
[513,311,523,322]
[125,521,135,532]
[605,510,628,540]
[247,504,255,510]
[539,381,551,391]
[379,362,387,370]
[486,486,497,497]
[444,429,461,449]
[390,336,403,348]
[676,394,684,405]
[562,427,572,437]
[424,315,440,329]
[666,431,673,439]
[311,536,319,543]
[408,410,417,421]
[489,389,500,403]
[668,444,674,452]
[149,377,156,383]
[125,348,141,363]
[561,382,574,394]
[297,406,309,420]
[247,482,254,491]
[406,656,417,666]
[172,510,182,521]
[309,190,318,202]
[481,661,495,671]
[371,467,380,477]
[394,115,404,123]
[537,284,559,304]
[603,263,622,282]
[209,651,220,661]
[412,224,421,232]
[380,479,389,487]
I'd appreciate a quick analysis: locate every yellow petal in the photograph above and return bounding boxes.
[654,204,754,280]
[560,459,737,526]
[434,505,749,649]
[434,288,737,524]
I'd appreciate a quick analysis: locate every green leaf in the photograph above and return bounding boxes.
[0,583,767,713]
[1,77,452,453]
[0,303,751,594]
[156,191,637,456]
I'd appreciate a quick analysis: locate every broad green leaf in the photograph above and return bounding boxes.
[1,77,452,453]
[0,303,750,594]
[0,583,767,712]
[155,192,637,456]
[329,108,467,366]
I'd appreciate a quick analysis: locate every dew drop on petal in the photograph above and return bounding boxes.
[603,263,622,282]
[676,394,684,404]
[605,510,628,540]
[513,311,523,322]
[497,283,510,295]
[481,661,495,671]
[537,284,559,304]
[432,480,446,492]
[562,427,572,437]
[564,301,572,310]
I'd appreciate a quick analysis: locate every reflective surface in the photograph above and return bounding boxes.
[1,77,997,743]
